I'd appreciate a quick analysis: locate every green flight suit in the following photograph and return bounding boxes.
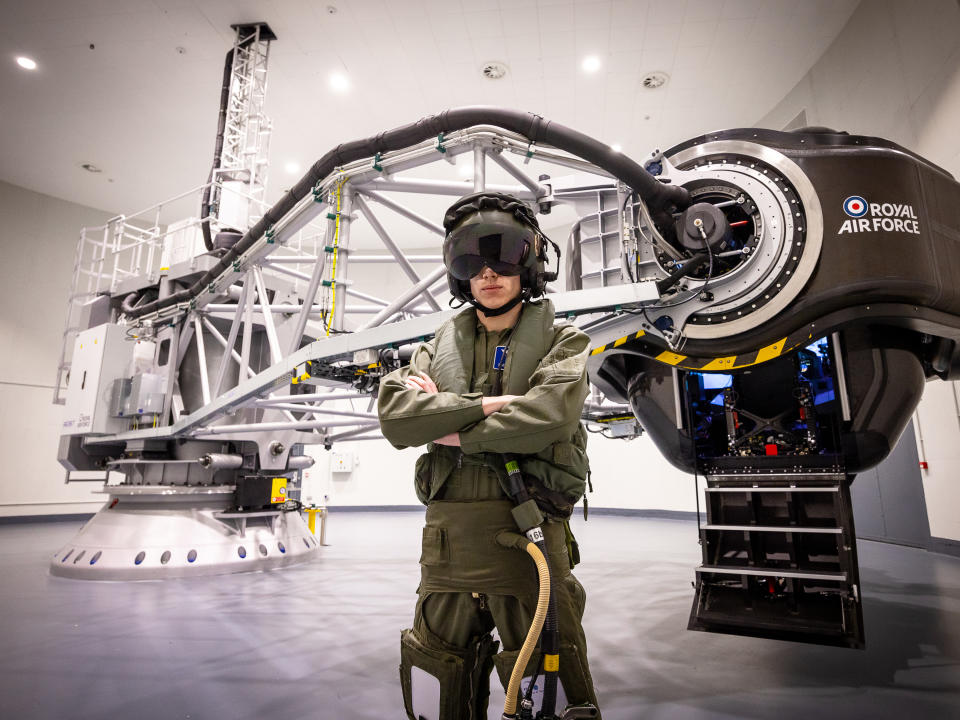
[378,298,601,719]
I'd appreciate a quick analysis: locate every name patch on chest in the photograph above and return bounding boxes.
[493,345,509,370]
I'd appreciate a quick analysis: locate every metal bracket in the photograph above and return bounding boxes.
[212,509,282,537]
[524,140,536,164]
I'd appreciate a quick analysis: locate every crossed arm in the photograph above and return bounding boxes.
[377,326,590,455]
[404,371,518,447]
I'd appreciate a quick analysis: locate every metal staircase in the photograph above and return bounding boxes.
[689,465,864,648]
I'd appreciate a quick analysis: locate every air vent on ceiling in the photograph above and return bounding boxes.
[641,71,669,89]
[482,62,508,80]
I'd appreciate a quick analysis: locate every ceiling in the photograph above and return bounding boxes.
[0,0,859,240]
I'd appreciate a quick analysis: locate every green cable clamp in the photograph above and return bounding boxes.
[324,245,336,253]
[525,140,536,159]
[189,298,197,310]
[232,259,242,272]
[321,280,333,288]
[207,283,216,294]
[265,227,276,244]
[312,182,325,202]
[373,152,383,172]
[326,212,338,220]
[436,133,446,154]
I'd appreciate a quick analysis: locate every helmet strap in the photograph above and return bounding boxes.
[469,292,524,317]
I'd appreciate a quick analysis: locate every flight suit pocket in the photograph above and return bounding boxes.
[553,442,576,466]
[419,526,449,567]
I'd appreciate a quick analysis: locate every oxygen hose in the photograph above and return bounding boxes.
[496,531,551,719]
[124,106,691,320]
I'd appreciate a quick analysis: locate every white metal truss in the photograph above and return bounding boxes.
[59,129,652,448]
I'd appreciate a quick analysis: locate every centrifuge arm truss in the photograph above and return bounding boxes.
[76,126,659,452]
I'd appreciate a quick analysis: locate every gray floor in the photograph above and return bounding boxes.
[1,512,958,720]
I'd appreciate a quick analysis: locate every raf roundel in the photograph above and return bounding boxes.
[843,195,868,217]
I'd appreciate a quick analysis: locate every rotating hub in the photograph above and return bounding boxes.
[644,141,822,340]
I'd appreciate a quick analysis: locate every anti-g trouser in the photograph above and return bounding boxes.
[399,499,601,720]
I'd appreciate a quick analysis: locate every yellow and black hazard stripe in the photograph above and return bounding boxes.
[590,327,820,372]
[589,329,649,356]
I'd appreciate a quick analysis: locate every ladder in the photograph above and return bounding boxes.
[688,467,865,649]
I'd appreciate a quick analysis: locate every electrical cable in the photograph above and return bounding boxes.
[682,374,705,539]
[522,650,544,705]
[325,176,348,337]
[200,48,236,252]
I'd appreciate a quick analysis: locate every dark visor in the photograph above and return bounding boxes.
[444,232,529,280]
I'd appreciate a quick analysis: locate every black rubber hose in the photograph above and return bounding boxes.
[537,538,560,719]
[120,292,139,315]
[655,252,709,295]
[199,48,235,252]
[127,106,691,319]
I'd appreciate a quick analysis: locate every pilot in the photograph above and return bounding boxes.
[378,192,601,719]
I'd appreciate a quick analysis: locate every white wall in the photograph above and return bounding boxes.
[913,390,960,542]
[302,434,703,513]
[757,0,960,179]
[759,0,960,542]
[0,180,113,516]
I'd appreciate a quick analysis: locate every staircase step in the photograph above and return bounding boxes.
[696,565,847,582]
[703,524,842,534]
[705,486,839,493]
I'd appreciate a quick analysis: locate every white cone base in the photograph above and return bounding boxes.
[50,497,320,580]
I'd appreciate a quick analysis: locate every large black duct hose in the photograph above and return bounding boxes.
[199,48,235,252]
[129,106,691,319]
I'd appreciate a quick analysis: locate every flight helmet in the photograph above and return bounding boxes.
[442,191,558,316]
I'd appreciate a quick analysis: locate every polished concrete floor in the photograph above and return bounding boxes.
[1,511,958,720]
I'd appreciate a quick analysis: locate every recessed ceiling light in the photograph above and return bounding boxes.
[611,144,622,153]
[16,56,37,70]
[330,72,349,92]
[581,55,601,73]
[285,162,301,175]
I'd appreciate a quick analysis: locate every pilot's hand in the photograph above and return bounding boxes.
[481,395,519,416]
[404,372,438,393]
